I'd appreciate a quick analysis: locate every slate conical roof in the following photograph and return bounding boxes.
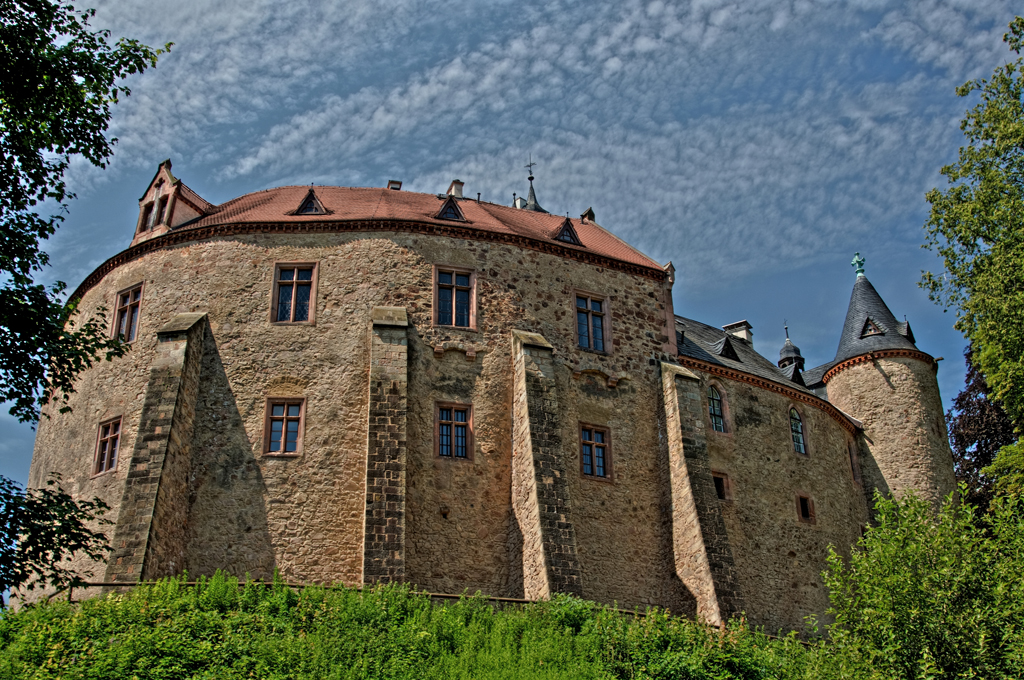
[523,176,548,213]
[835,273,919,363]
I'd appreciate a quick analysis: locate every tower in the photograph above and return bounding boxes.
[823,254,956,508]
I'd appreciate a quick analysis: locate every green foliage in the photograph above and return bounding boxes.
[0,475,110,597]
[985,438,1024,496]
[0,0,169,422]
[0,575,837,680]
[921,17,1024,432]
[823,489,1024,679]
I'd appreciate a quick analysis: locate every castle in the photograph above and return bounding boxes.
[29,160,956,631]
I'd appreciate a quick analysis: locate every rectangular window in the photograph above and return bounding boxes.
[139,203,154,232]
[434,267,475,328]
[580,424,612,479]
[272,263,317,324]
[575,293,607,352]
[436,403,472,459]
[155,196,169,225]
[264,398,305,454]
[114,283,143,342]
[797,494,816,524]
[93,417,121,475]
[712,471,732,501]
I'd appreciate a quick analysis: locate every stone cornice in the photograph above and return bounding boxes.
[675,355,860,435]
[70,218,667,302]
[822,348,935,385]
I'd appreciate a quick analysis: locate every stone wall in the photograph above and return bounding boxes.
[697,369,869,632]
[827,356,957,510]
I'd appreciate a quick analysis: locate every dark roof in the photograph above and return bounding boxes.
[834,275,919,363]
[779,337,802,362]
[523,177,547,213]
[676,316,813,394]
[801,362,832,389]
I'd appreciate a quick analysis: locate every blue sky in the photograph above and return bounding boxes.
[2,0,1019,484]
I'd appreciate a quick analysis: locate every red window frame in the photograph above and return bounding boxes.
[93,416,122,476]
[264,398,305,455]
[113,283,144,342]
[270,262,318,325]
[579,423,613,481]
[435,402,473,459]
[574,291,610,353]
[433,266,476,329]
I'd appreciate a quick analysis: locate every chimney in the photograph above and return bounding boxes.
[387,180,402,191]
[722,320,753,343]
[447,179,464,198]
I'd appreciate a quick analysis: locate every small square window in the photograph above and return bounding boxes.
[434,267,475,328]
[93,417,122,475]
[711,471,732,501]
[575,292,608,353]
[436,402,473,459]
[796,494,816,524]
[264,398,305,455]
[580,424,612,480]
[114,283,144,342]
[272,263,318,324]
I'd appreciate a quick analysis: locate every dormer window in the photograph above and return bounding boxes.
[139,203,154,232]
[436,196,466,221]
[293,189,327,216]
[554,217,582,246]
[155,196,169,225]
[861,319,883,337]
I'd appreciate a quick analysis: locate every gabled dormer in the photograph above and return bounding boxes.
[436,195,466,222]
[553,217,583,246]
[711,335,741,362]
[289,188,329,216]
[860,318,884,338]
[132,160,213,247]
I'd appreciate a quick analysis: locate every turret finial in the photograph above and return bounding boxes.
[852,252,865,277]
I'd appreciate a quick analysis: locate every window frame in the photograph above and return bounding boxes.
[92,416,122,477]
[711,470,733,502]
[263,397,306,456]
[138,203,154,233]
[432,265,477,330]
[434,402,474,460]
[796,493,816,524]
[112,282,144,342]
[270,262,319,326]
[706,382,731,434]
[579,422,613,482]
[574,289,611,355]
[789,406,808,456]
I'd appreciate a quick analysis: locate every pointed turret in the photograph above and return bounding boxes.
[834,253,917,363]
[823,252,955,510]
[523,174,548,213]
[778,325,805,371]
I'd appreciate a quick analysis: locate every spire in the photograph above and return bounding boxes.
[778,324,805,371]
[522,155,548,213]
[834,272,918,363]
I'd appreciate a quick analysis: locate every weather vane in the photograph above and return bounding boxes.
[525,154,537,179]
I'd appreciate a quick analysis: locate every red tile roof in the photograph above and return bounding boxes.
[181,186,663,272]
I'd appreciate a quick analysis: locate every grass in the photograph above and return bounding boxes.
[0,573,841,680]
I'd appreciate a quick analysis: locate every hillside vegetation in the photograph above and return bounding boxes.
[1,491,1021,680]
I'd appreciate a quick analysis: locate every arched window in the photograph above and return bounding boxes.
[708,386,725,432]
[790,408,806,454]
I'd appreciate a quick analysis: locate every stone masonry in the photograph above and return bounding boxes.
[363,306,410,584]
[661,363,743,625]
[511,330,584,599]
[104,313,207,583]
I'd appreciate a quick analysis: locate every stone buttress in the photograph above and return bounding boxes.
[510,330,584,599]
[362,306,409,583]
[661,362,744,625]
[104,313,208,583]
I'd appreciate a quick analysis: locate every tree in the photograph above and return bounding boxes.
[0,475,110,598]
[921,17,1024,433]
[0,0,169,423]
[823,489,1024,679]
[946,347,1017,508]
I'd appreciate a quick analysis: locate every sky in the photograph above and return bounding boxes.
[2,0,1020,484]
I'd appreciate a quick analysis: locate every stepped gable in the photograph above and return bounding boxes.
[675,316,813,393]
[834,274,919,364]
[177,185,662,271]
